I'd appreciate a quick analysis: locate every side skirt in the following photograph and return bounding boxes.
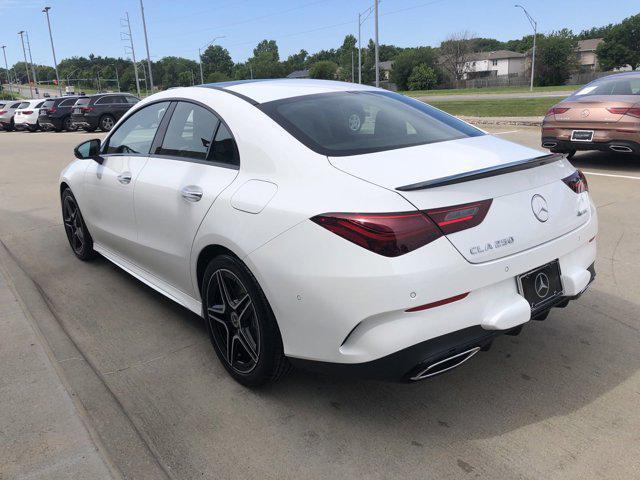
[94,243,202,316]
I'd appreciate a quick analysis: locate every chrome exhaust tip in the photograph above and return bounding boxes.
[610,145,633,153]
[542,141,557,148]
[410,346,481,381]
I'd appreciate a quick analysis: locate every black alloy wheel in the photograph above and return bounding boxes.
[202,255,290,386]
[61,188,96,261]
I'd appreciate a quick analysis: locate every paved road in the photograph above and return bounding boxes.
[414,90,576,102]
[0,127,639,479]
[3,83,63,99]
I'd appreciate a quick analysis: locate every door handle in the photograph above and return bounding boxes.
[181,185,203,202]
[117,172,132,185]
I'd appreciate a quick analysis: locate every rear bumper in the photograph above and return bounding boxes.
[291,265,594,382]
[38,116,62,130]
[71,114,99,128]
[542,137,640,154]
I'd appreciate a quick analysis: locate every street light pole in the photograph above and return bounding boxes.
[114,65,121,92]
[374,0,379,88]
[25,32,39,97]
[17,31,33,98]
[515,4,537,91]
[139,0,154,92]
[124,11,141,98]
[42,6,62,97]
[1,46,13,97]
[198,36,225,84]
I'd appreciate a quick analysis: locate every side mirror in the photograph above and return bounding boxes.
[74,139,103,163]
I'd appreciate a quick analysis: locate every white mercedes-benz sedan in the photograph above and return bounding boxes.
[60,79,597,386]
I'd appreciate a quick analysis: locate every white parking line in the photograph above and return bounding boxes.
[493,130,520,135]
[583,171,640,181]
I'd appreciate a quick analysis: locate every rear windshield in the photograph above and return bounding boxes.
[575,76,640,96]
[74,97,91,106]
[18,102,30,109]
[259,91,483,156]
[42,100,55,109]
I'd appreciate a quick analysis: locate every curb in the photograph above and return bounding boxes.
[459,116,543,127]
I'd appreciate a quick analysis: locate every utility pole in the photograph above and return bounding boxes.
[351,50,354,83]
[114,65,121,92]
[358,5,374,84]
[374,0,380,88]
[139,0,154,92]
[25,32,39,97]
[121,12,141,97]
[515,4,537,91]
[42,7,62,96]
[1,46,13,97]
[17,31,33,98]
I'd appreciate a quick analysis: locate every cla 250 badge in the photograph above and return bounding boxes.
[470,236,515,255]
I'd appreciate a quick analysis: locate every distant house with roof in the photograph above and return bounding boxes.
[576,38,604,72]
[286,69,310,79]
[462,50,527,80]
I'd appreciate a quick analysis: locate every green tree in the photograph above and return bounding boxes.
[577,24,614,41]
[535,30,578,86]
[596,14,640,70]
[282,49,308,75]
[407,64,438,90]
[253,39,279,61]
[336,34,357,81]
[201,44,233,77]
[391,47,438,90]
[470,37,505,52]
[309,60,338,79]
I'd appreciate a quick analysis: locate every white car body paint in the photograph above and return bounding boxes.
[59,79,597,374]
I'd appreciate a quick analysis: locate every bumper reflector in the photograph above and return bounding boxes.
[406,292,469,313]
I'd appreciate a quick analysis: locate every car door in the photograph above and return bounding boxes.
[133,100,240,297]
[82,101,171,259]
[111,95,130,121]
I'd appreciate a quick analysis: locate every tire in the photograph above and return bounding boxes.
[27,124,38,132]
[201,255,291,387]
[61,188,97,261]
[62,116,77,132]
[99,114,115,132]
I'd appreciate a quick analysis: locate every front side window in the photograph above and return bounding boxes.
[155,102,220,160]
[575,76,640,96]
[260,91,484,156]
[105,101,170,155]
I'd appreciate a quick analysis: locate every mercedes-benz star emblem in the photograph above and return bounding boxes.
[534,272,550,298]
[531,194,549,223]
[581,109,590,118]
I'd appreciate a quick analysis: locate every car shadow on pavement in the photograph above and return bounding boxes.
[571,150,640,173]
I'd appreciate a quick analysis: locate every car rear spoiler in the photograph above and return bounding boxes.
[396,153,565,191]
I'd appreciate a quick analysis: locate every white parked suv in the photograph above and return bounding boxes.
[59,80,597,386]
[14,99,46,131]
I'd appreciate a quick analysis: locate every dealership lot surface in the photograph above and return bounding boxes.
[1,128,639,479]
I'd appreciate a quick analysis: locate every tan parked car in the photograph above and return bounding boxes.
[542,72,640,159]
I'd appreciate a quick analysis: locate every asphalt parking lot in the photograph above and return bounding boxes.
[1,127,639,479]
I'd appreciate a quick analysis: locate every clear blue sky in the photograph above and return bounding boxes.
[0,0,637,67]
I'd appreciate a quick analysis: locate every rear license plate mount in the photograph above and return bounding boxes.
[517,260,564,313]
[571,130,594,142]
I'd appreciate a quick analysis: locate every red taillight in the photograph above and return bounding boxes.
[425,199,493,235]
[547,107,570,116]
[311,211,442,257]
[0,110,6,115]
[49,107,57,114]
[562,170,589,194]
[81,106,94,112]
[22,110,33,115]
[606,107,640,118]
[311,199,492,257]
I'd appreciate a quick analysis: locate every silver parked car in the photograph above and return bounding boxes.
[0,100,29,131]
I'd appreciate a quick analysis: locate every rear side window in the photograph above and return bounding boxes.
[125,96,139,105]
[74,97,91,107]
[18,102,30,109]
[95,96,114,105]
[576,76,640,96]
[155,102,220,160]
[36,101,44,108]
[260,91,484,156]
[10,103,21,108]
[60,98,77,107]
[105,101,170,155]
[210,123,239,166]
[41,100,55,109]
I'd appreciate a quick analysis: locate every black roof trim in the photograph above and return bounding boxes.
[198,80,281,106]
[396,153,564,191]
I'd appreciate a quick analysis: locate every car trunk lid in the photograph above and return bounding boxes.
[328,135,590,263]
[550,95,638,124]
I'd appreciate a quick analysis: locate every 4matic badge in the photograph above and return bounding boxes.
[470,236,515,255]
